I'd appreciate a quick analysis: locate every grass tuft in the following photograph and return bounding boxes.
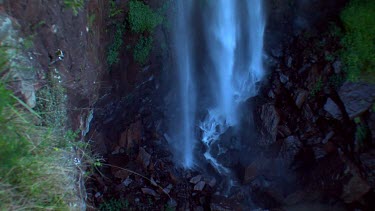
[0,42,92,210]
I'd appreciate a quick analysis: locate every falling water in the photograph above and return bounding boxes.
[171,0,265,170]
[171,0,196,168]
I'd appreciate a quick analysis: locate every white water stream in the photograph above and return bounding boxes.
[172,0,265,170]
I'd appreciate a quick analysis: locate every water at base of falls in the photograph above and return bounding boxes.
[170,0,265,170]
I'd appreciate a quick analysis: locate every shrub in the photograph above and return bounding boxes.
[133,35,153,64]
[64,0,85,16]
[340,0,375,82]
[109,1,123,18]
[128,0,162,33]
[107,24,126,66]
[99,198,129,211]
[310,78,323,97]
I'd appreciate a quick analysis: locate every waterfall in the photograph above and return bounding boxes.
[171,0,265,170]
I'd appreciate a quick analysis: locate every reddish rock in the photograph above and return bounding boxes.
[294,89,309,109]
[278,136,302,166]
[323,141,337,154]
[341,175,370,203]
[120,120,143,149]
[260,103,280,146]
[113,169,130,180]
[243,163,258,184]
[141,187,158,197]
[137,147,151,169]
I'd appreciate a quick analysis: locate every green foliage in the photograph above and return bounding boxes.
[0,43,90,209]
[22,34,35,49]
[310,78,323,97]
[88,14,96,29]
[324,54,335,62]
[340,0,375,82]
[128,0,163,33]
[34,84,67,127]
[107,24,126,66]
[64,0,85,16]
[355,124,368,150]
[99,198,129,211]
[109,1,123,18]
[133,35,153,64]
[328,74,345,89]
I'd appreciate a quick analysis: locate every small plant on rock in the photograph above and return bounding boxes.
[99,198,129,211]
[133,35,153,65]
[128,0,163,33]
[64,0,85,16]
[109,1,123,18]
[107,24,126,66]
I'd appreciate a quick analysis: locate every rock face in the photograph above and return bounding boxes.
[137,147,151,169]
[325,82,375,119]
[279,136,302,167]
[294,89,308,109]
[0,13,37,108]
[341,175,371,203]
[324,98,342,119]
[339,82,375,119]
[119,120,143,149]
[259,103,280,146]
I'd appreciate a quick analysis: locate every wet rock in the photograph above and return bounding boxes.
[162,184,173,194]
[141,187,158,197]
[208,177,217,187]
[279,136,302,166]
[294,89,309,109]
[279,73,289,84]
[119,131,128,148]
[335,82,375,119]
[194,181,206,191]
[324,98,342,119]
[268,89,275,99]
[120,120,143,148]
[189,175,202,184]
[322,131,335,144]
[283,190,307,205]
[150,177,157,187]
[210,196,236,211]
[123,177,133,187]
[95,192,101,198]
[278,124,292,138]
[286,56,293,68]
[167,198,177,208]
[195,206,204,211]
[137,147,151,169]
[312,147,327,160]
[271,46,283,58]
[243,163,258,184]
[260,103,280,146]
[306,137,322,146]
[341,175,371,203]
[251,186,282,209]
[302,104,315,122]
